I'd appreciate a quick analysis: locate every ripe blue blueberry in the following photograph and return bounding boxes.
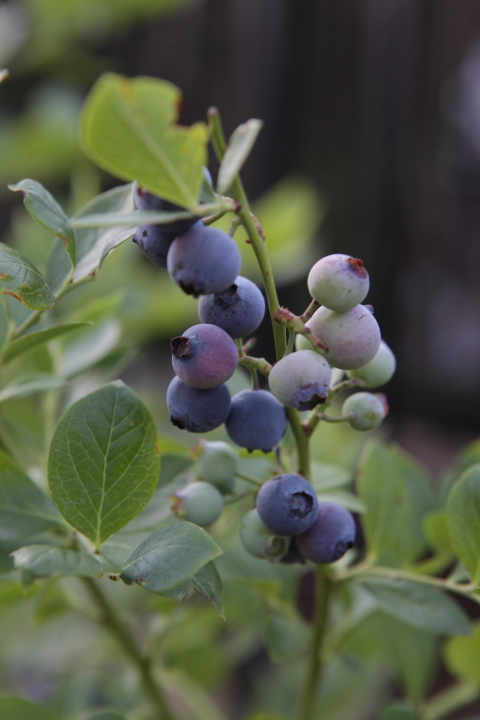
[225,389,287,453]
[171,482,224,526]
[296,502,356,564]
[133,224,177,268]
[171,324,238,389]
[198,276,265,338]
[166,376,231,433]
[256,474,319,536]
[347,340,396,388]
[240,508,288,561]
[167,222,241,297]
[307,254,369,312]
[308,304,381,370]
[194,439,239,493]
[342,391,387,431]
[133,182,198,236]
[268,350,332,410]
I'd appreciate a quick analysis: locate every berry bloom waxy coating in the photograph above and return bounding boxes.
[171,324,238,389]
[256,474,319,536]
[296,502,356,564]
[308,304,381,370]
[225,389,287,453]
[342,391,387,431]
[198,276,265,338]
[347,340,396,388]
[240,508,288,561]
[167,377,231,433]
[171,482,224,527]
[167,222,241,297]
[307,254,369,312]
[268,350,332,410]
[133,225,177,268]
[194,439,239,490]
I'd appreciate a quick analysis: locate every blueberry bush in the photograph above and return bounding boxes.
[1,69,480,720]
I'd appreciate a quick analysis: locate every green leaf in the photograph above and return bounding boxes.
[0,374,64,403]
[80,73,208,209]
[120,521,222,594]
[357,443,406,560]
[191,561,224,618]
[0,452,63,541]
[317,490,366,514]
[0,243,56,311]
[444,623,480,684]
[217,119,263,194]
[310,462,352,492]
[379,704,418,720]
[71,184,136,283]
[359,575,471,636]
[262,612,312,663]
[77,713,127,720]
[8,179,75,267]
[0,696,59,720]
[2,322,91,364]
[11,545,115,586]
[424,510,453,556]
[69,208,197,229]
[447,465,480,585]
[56,320,121,378]
[48,381,160,548]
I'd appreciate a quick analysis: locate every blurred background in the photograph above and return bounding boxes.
[2,0,480,472]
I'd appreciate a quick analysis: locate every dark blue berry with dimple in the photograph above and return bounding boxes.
[171,323,238,389]
[296,502,356,564]
[225,389,287,453]
[133,225,177,268]
[166,376,231,433]
[256,474,319,536]
[167,222,241,297]
[198,276,265,338]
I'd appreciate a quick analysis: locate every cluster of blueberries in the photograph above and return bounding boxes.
[133,179,396,565]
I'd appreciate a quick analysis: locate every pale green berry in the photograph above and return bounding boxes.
[171,482,224,526]
[240,508,288,561]
[194,439,239,491]
[342,392,387,431]
[269,350,331,410]
[308,305,381,370]
[307,254,369,311]
[347,340,396,388]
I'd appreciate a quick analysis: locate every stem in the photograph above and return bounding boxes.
[300,299,320,322]
[235,471,262,488]
[420,681,479,720]
[313,412,354,424]
[298,568,331,720]
[82,577,174,720]
[287,408,310,476]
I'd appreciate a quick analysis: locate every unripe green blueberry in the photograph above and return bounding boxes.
[308,305,381,370]
[347,340,396,388]
[295,333,312,352]
[307,254,369,312]
[193,439,239,492]
[342,392,388,431]
[171,482,224,526]
[240,509,288,561]
[268,350,331,410]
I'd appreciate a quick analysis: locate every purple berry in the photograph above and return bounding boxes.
[268,350,332,410]
[225,389,287,453]
[133,224,176,268]
[171,324,238,389]
[166,377,231,433]
[307,254,369,312]
[133,182,198,236]
[308,304,381,370]
[256,474,319,536]
[296,502,356,564]
[198,276,265,338]
[167,222,241,297]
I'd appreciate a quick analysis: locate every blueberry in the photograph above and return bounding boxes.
[171,482,224,526]
[296,502,356,564]
[167,222,241,297]
[347,340,396,388]
[256,474,319,536]
[171,324,238,389]
[198,276,265,338]
[133,224,177,268]
[268,350,332,410]
[240,508,288,561]
[225,389,287,453]
[308,304,381,370]
[166,377,231,433]
[194,439,239,491]
[307,254,370,312]
[342,391,388,431]
[133,182,197,238]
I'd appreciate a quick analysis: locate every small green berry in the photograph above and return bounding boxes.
[347,340,396,388]
[342,392,388,431]
[171,482,224,526]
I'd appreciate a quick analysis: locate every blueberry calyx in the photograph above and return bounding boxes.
[171,336,192,358]
[213,284,240,309]
[291,491,315,518]
[347,257,368,278]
